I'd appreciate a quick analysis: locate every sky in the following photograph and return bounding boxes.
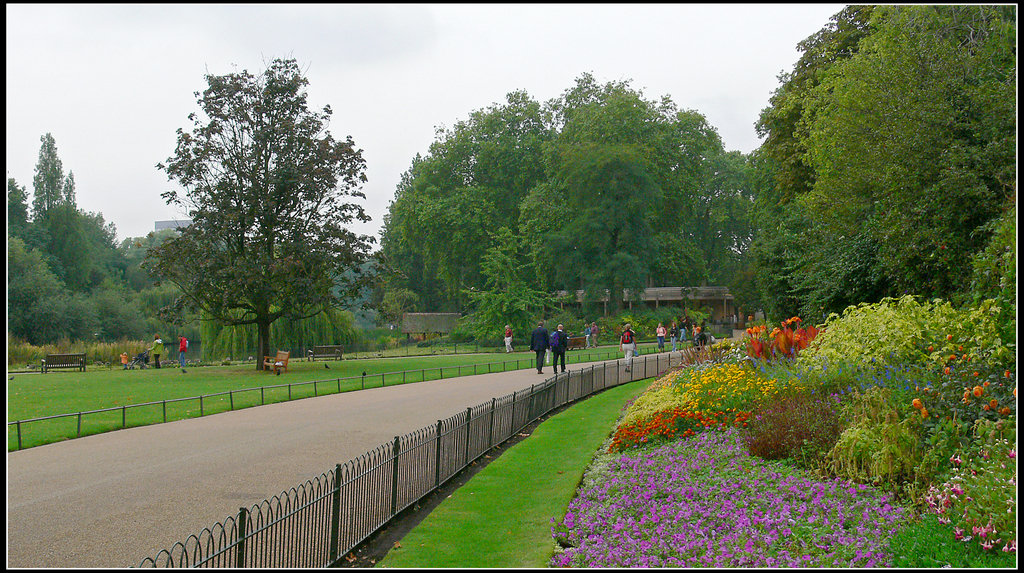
[6,3,846,245]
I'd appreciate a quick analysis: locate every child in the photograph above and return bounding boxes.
[120,352,129,370]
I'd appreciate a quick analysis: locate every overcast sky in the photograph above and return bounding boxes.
[6,3,845,244]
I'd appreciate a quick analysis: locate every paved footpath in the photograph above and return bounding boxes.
[6,355,642,568]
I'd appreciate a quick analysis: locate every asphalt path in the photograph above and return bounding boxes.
[6,353,653,568]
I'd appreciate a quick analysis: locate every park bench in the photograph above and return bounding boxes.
[567,336,587,351]
[263,350,290,374]
[308,345,344,361]
[42,353,86,373]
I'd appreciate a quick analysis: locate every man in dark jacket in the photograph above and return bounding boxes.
[529,321,550,374]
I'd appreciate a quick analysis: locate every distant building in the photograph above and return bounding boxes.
[154,219,192,231]
[554,286,739,323]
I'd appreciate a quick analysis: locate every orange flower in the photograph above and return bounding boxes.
[973,386,984,397]
[1005,370,1012,378]
[973,371,979,377]
[999,407,1011,416]
[928,345,934,352]
[989,399,999,410]
[947,334,953,341]
[963,390,971,401]
[912,398,923,410]
[983,404,990,411]
[920,408,929,418]
[944,367,952,375]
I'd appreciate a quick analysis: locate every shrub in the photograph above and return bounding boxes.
[745,388,843,471]
[799,295,1015,369]
[826,387,926,498]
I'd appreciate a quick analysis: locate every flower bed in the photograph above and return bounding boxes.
[552,429,906,567]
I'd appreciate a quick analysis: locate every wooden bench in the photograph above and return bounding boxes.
[42,353,86,373]
[263,350,290,374]
[567,336,587,351]
[308,345,344,361]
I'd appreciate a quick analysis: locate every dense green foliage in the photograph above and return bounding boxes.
[378,74,755,321]
[7,137,196,347]
[753,5,1016,321]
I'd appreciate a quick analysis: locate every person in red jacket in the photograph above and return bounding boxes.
[178,336,189,368]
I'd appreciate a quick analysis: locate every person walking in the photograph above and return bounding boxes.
[583,321,592,349]
[680,317,690,344]
[529,321,550,374]
[120,351,129,370]
[619,323,637,373]
[178,335,189,368]
[670,320,678,352]
[656,323,667,352]
[549,324,568,374]
[150,335,165,369]
[590,322,599,348]
[504,325,514,353]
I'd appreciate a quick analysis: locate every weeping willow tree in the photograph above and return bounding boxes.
[199,308,358,360]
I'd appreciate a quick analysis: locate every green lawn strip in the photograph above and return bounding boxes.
[378,378,651,569]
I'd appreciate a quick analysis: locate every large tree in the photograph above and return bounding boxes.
[145,58,374,369]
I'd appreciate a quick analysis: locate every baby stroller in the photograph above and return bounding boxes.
[128,349,149,369]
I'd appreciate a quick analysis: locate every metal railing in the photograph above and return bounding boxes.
[8,348,632,451]
[137,346,723,568]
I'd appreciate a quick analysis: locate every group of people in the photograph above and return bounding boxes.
[527,321,572,374]
[514,316,713,376]
[653,317,711,352]
[119,334,189,369]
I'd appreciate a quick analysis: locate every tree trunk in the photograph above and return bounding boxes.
[257,318,272,371]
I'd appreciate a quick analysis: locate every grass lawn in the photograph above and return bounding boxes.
[377,377,652,568]
[7,346,627,450]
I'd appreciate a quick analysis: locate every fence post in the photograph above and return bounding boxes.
[77,412,82,437]
[329,464,342,563]
[230,391,234,411]
[434,420,443,487]
[163,400,167,423]
[488,398,496,448]
[528,384,536,421]
[200,395,204,417]
[464,408,472,467]
[235,506,248,568]
[122,405,127,429]
[391,436,401,517]
[16,420,22,450]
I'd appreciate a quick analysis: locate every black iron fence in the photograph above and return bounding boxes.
[136,347,723,568]
[8,348,633,452]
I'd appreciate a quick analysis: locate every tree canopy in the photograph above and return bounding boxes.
[144,58,375,368]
